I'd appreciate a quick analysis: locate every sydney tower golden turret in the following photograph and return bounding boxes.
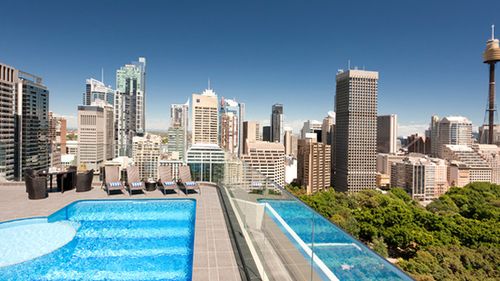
[483,25,500,144]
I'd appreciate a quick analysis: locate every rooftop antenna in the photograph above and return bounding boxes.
[348,59,351,70]
[101,67,104,84]
[492,24,496,40]
[208,78,211,90]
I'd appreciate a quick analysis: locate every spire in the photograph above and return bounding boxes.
[492,24,496,40]
[208,78,211,90]
[101,67,104,84]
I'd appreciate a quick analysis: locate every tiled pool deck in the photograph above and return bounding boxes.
[0,183,242,281]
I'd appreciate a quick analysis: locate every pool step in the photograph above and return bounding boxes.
[42,269,190,280]
[68,210,195,222]
[76,226,192,239]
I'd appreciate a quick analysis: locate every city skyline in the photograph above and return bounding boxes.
[1,1,499,135]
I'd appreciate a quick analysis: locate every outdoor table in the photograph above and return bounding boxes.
[145,181,157,192]
[38,170,69,193]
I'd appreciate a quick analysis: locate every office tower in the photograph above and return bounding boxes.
[297,136,331,194]
[483,25,500,144]
[169,101,189,160]
[322,112,335,145]
[115,57,146,157]
[186,144,226,182]
[301,120,322,139]
[472,144,500,184]
[334,69,378,192]
[0,63,17,181]
[242,121,261,155]
[241,141,285,186]
[133,134,161,180]
[391,155,448,201]
[271,104,283,143]
[14,71,50,180]
[377,114,397,154]
[83,78,116,106]
[48,112,67,168]
[283,129,299,157]
[430,116,472,158]
[442,145,491,183]
[219,97,244,155]
[192,87,218,145]
[262,126,271,142]
[406,134,431,154]
[77,100,114,170]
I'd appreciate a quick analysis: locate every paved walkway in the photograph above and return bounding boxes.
[0,184,241,281]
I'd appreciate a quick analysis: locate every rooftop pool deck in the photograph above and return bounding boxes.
[0,184,241,281]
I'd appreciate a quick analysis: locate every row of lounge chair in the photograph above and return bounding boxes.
[103,165,200,196]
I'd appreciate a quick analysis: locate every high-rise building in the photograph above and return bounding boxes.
[377,114,398,154]
[271,104,283,143]
[391,155,448,201]
[83,78,116,106]
[219,97,244,155]
[334,69,378,192]
[168,101,189,160]
[406,134,431,155]
[77,100,114,170]
[48,112,67,168]
[241,141,285,186]
[430,116,472,158]
[262,126,271,142]
[284,129,293,156]
[297,136,331,194]
[133,134,161,180]
[242,121,260,155]
[301,120,322,139]
[0,63,17,181]
[115,57,146,156]
[478,124,500,145]
[14,71,50,180]
[321,112,335,146]
[192,87,218,145]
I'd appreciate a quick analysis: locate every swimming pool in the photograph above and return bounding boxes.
[260,200,412,281]
[0,199,196,281]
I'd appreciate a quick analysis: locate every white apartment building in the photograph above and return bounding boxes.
[472,144,500,184]
[430,116,472,158]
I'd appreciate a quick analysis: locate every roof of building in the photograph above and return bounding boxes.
[441,116,471,124]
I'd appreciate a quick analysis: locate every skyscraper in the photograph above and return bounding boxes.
[77,100,114,170]
[115,57,146,156]
[241,141,285,186]
[242,121,260,154]
[271,103,283,143]
[0,63,17,181]
[192,87,218,145]
[430,116,472,158]
[133,133,161,180]
[297,136,331,194]
[219,97,244,155]
[377,114,398,154]
[48,112,67,168]
[83,78,116,106]
[14,71,50,180]
[168,101,189,160]
[334,69,378,192]
[262,126,271,142]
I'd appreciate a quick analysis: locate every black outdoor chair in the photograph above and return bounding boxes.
[76,169,94,192]
[62,166,77,192]
[25,174,48,200]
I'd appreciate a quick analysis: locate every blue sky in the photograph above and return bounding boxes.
[1,0,499,135]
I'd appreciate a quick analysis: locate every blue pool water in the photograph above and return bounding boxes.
[260,200,412,281]
[0,199,196,281]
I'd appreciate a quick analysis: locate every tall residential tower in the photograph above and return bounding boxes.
[271,104,283,143]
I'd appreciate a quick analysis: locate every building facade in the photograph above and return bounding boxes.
[77,100,114,170]
[219,98,244,155]
[297,137,331,194]
[442,144,491,183]
[271,104,283,143]
[377,114,397,154]
[186,144,226,183]
[133,134,161,180]
[0,63,18,181]
[192,88,218,145]
[83,78,116,106]
[241,141,285,187]
[48,112,67,168]
[15,71,50,180]
[242,121,261,155]
[334,69,378,192]
[115,57,146,157]
[168,101,189,161]
[430,116,472,158]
